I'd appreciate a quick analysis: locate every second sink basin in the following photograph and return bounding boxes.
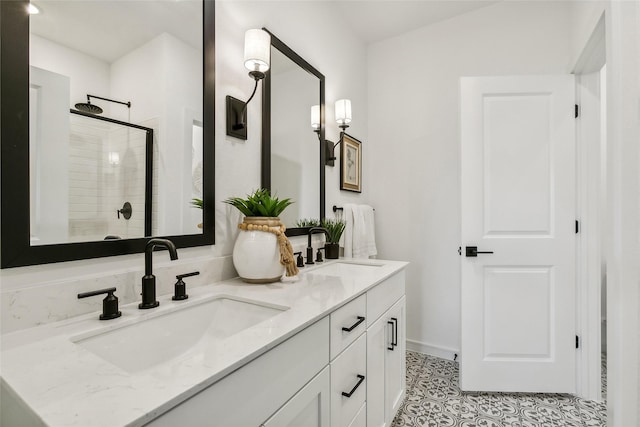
[307,261,383,277]
[72,296,288,373]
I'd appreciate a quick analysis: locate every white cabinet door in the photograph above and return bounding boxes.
[263,367,330,427]
[366,297,406,427]
[385,297,406,424]
[460,75,576,393]
[366,314,387,427]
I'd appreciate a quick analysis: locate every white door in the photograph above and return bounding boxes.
[460,75,576,393]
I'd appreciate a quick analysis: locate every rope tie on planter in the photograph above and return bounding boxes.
[237,221,299,277]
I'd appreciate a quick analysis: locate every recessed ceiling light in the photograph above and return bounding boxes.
[27,3,39,15]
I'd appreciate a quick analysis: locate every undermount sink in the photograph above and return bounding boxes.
[72,296,288,373]
[307,262,383,277]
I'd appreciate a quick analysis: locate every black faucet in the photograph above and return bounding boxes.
[306,227,329,265]
[139,238,178,309]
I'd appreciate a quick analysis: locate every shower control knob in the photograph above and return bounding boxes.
[117,202,132,220]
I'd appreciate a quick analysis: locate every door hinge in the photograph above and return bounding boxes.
[575,220,579,234]
[575,104,579,118]
[576,335,580,349]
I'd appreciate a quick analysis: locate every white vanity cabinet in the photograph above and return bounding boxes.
[147,317,330,427]
[262,367,331,427]
[148,268,406,427]
[366,274,406,427]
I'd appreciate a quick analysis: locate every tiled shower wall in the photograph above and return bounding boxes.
[68,114,156,241]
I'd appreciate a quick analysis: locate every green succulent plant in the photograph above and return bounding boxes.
[321,218,346,243]
[190,198,204,209]
[295,218,321,228]
[223,189,293,217]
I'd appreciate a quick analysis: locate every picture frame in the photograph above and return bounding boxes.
[340,133,362,193]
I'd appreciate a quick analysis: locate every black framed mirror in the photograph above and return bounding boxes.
[0,0,215,268]
[261,29,325,237]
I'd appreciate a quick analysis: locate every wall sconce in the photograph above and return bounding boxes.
[226,29,271,140]
[312,99,351,167]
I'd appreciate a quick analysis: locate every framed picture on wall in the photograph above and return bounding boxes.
[340,133,362,193]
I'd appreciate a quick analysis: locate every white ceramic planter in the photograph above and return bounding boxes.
[232,217,285,283]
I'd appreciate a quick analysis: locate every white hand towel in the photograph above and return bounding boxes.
[351,206,369,259]
[362,205,377,257]
[340,204,356,258]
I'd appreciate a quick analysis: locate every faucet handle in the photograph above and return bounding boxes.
[294,252,304,268]
[78,287,122,320]
[315,247,325,263]
[173,271,199,301]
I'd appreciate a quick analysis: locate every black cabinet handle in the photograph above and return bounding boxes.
[341,374,365,398]
[465,246,494,257]
[342,316,365,332]
[387,320,395,350]
[391,317,398,347]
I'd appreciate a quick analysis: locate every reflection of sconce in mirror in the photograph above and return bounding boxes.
[312,99,352,167]
[27,3,39,14]
[226,29,271,140]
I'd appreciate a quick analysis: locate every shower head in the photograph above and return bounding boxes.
[75,94,131,115]
[74,101,103,114]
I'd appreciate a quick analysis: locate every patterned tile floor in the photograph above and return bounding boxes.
[392,351,607,427]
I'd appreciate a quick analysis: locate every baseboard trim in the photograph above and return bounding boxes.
[406,339,460,361]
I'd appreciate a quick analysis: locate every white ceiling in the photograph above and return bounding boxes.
[334,0,501,44]
[29,0,499,64]
[30,1,202,63]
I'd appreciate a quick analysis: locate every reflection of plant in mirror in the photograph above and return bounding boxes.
[191,198,204,209]
[295,218,321,228]
[322,218,346,243]
[224,189,293,217]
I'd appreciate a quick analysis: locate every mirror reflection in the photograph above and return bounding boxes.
[28,0,203,245]
[269,47,320,228]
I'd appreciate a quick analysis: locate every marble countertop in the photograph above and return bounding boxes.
[0,258,407,427]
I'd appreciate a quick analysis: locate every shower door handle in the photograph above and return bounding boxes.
[465,246,493,257]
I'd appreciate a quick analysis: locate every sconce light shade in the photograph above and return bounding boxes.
[335,99,352,127]
[311,105,320,131]
[244,29,271,75]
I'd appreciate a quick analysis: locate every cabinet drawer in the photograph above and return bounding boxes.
[330,294,366,360]
[330,334,367,427]
[367,270,405,326]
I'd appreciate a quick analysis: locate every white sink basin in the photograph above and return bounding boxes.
[307,262,383,277]
[72,296,287,373]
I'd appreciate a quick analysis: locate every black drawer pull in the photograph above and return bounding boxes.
[387,320,395,350]
[342,316,365,332]
[391,317,398,347]
[341,374,365,398]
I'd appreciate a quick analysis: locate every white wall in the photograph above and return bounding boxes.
[29,34,110,112]
[1,1,369,333]
[367,1,573,357]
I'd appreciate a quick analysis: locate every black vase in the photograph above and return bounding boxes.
[325,243,340,259]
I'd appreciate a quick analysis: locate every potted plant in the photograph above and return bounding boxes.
[295,218,321,228]
[321,218,346,259]
[224,189,297,283]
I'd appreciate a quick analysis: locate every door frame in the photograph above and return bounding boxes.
[573,14,606,402]
[573,5,640,425]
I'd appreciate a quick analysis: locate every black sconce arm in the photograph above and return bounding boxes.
[316,127,348,167]
[232,78,260,131]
